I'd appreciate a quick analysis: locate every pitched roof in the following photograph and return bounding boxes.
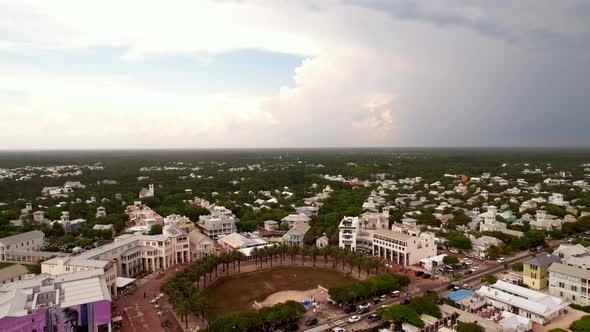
[523,254,560,268]
[0,231,44,246]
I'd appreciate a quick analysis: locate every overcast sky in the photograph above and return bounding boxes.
[0,0,589,149]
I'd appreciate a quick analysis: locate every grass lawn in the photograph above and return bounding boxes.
[0,262,15,269]
[203,266,354,319]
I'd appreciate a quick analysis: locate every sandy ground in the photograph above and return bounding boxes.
[536,308,585,332]
[257,288,328,308]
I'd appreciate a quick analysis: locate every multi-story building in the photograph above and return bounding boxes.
[0,231,45,261]
[125,201,164,228]
[41,225,190,295]
[549,255,590,305]
[372,229,437,266]
[338,216,360,251]
[188,229,215,260]
[0,269,112,332]
[197,206,237,239]
[164,214,196,234]
[282,222,311,246]
[478,206,524,237]
[338,210,391,253]
[522,254,560,290]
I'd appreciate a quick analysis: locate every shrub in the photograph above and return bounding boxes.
[571,315,590,332]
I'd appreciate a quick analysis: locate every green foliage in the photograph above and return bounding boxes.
[209,300,305,331]
[483,275,497,284]
[328,273,409,303]
[443,255,459,264]
[455,322,485,332]
[511,262,523,272]
[380,305,424,328]
[571,315,590,332]
[548,329,569,332]
[571,303,590,313]
[447,233,472,250]
[149,224,163,235]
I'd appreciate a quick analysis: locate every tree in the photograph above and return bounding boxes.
[447,234,472,250]
[511,262,524,272]
[380,305,425,328]
[149,224,163,235]
[571,315,590,332]
[455,322,485,332]
[443,255,459,264]
[483,274,497,284]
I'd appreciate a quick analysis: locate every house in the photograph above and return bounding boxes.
[281,213,310,229]
[549,255,590,305]
[164,214,195,234]
[522,254,560,290]
[553,244,589,259]
[478,206,523,237]
[498,311,532,332]
[263,220,279,231]
[475,280,567,325]
[548,193,568,206]
[282,222,311,246]
[471,236,503,260]
[93,224,113,231]
[96,206,106,218]
[218,232,267,250]
[530,210,563,231]
[139,184,155,198]
[294,206,319,218]
[316,234,329,248]
[197,206,238,239]
[188,229,214,260]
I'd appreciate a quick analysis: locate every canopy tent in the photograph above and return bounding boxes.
[116,277,136,288]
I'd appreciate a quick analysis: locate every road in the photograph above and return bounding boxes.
[303,246,556,332]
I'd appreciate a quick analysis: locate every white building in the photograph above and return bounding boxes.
[138,184,155,198]
[218,232,267,250]
[478,206,524,237]
[197,206,238,239]
[281,213,311,229]
[549,255,590,305]
[476,280,568,325]
[282,222,311,246]
[372,229,437,266]
[548,193,568,206]
[41,226,190,295]
[338,216,360,251]
[0,231,45,261]
[188,229,214,260]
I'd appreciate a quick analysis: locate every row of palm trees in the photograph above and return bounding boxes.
[250,244,384,278]
[162,245,384,328]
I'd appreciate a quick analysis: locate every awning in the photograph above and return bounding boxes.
[116,277,136,288]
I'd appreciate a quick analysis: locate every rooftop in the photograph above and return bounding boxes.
[0,231,44,246]
[524,254,560,267]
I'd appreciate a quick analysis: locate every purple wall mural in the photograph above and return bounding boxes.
[0,300,111,332]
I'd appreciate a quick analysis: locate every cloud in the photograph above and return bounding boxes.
[0,0,588,148]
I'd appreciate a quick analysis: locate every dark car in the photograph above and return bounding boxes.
[422,273,431,279]
[415,271,424,277]
[285,323,299,332]
[367,314,380,323]
[465,270,473,275]
[401,299,410,305]
[344,304,356,314]
[372,297,381,304]
[425,290,436,295]
[305,318,318,327]
[447,284,456,290]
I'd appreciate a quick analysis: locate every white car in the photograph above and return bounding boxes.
[497,257,506,263]
[358,303,371,310]
[332,328,346,332]
[471,266,480,271]
[449,249,459,254]
[348,316,361,323]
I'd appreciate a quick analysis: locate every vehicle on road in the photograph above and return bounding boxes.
[305,318,318,326]
[358,303,371,310]
[391,291,400,298]
[449,249,459,254]
[285,323,299,332]
[367,314,380,323]
[497,257,506,263]
[357,307,370,314]
[332,328,346,332]
[344,304,356,314]
[349,316,361,323]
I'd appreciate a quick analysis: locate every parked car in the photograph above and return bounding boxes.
[497,257,506,263]
[391,290,400,298]
[344,305,356,314]
[465,270,473,275]
[372,297,381,304]
[449,249,459,254]
[447,284,456,290]
[367,314,380,323]
[358,303,371,310]
[332,328,346,332]
[415,271,424,277]
[422,273,431,279]
[285,323,299,332]
[305,318,318,326]
[349,315,361,323]
[471,266,480,271]
[357,307,370,314]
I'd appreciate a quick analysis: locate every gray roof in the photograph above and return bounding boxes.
[524,254,560,267]
[0,264,29,282]
[0,231,44,246]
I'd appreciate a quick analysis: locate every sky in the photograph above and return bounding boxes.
[0,0,589,149]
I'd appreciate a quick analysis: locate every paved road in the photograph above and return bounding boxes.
[303,246,557,332]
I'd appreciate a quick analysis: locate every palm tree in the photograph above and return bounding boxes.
[232,250,245,272]
[310,246,320,267]
[300,246,309,265]
[194,291,210,323]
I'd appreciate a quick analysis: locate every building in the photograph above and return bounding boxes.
[218,232,268,250]
[372,229,437,266]
[138,184,155,198]
[164,214,195,234]
[549,256,590,305]
[553,244,589,259]
[281,213,311,229]
[475,280,567,325]
[522,254,560,290]
[316,234,329,248]
[0,264,33,285]
[0,269,111,332]
[338,216,360,251]
[478,206,524,237]
[263,220,279,232]
[470,236,503,260]
[530,210,562,231]
[96,206,106,218]
[41,227,190,295]
[0,231,45,261]
[197,206,238,239]
[282,222,311,246]
[188,230,214,260]
[294,206,319,218]
[125,201,164,229]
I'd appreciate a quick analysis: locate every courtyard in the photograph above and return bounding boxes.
[203,266,355,319]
